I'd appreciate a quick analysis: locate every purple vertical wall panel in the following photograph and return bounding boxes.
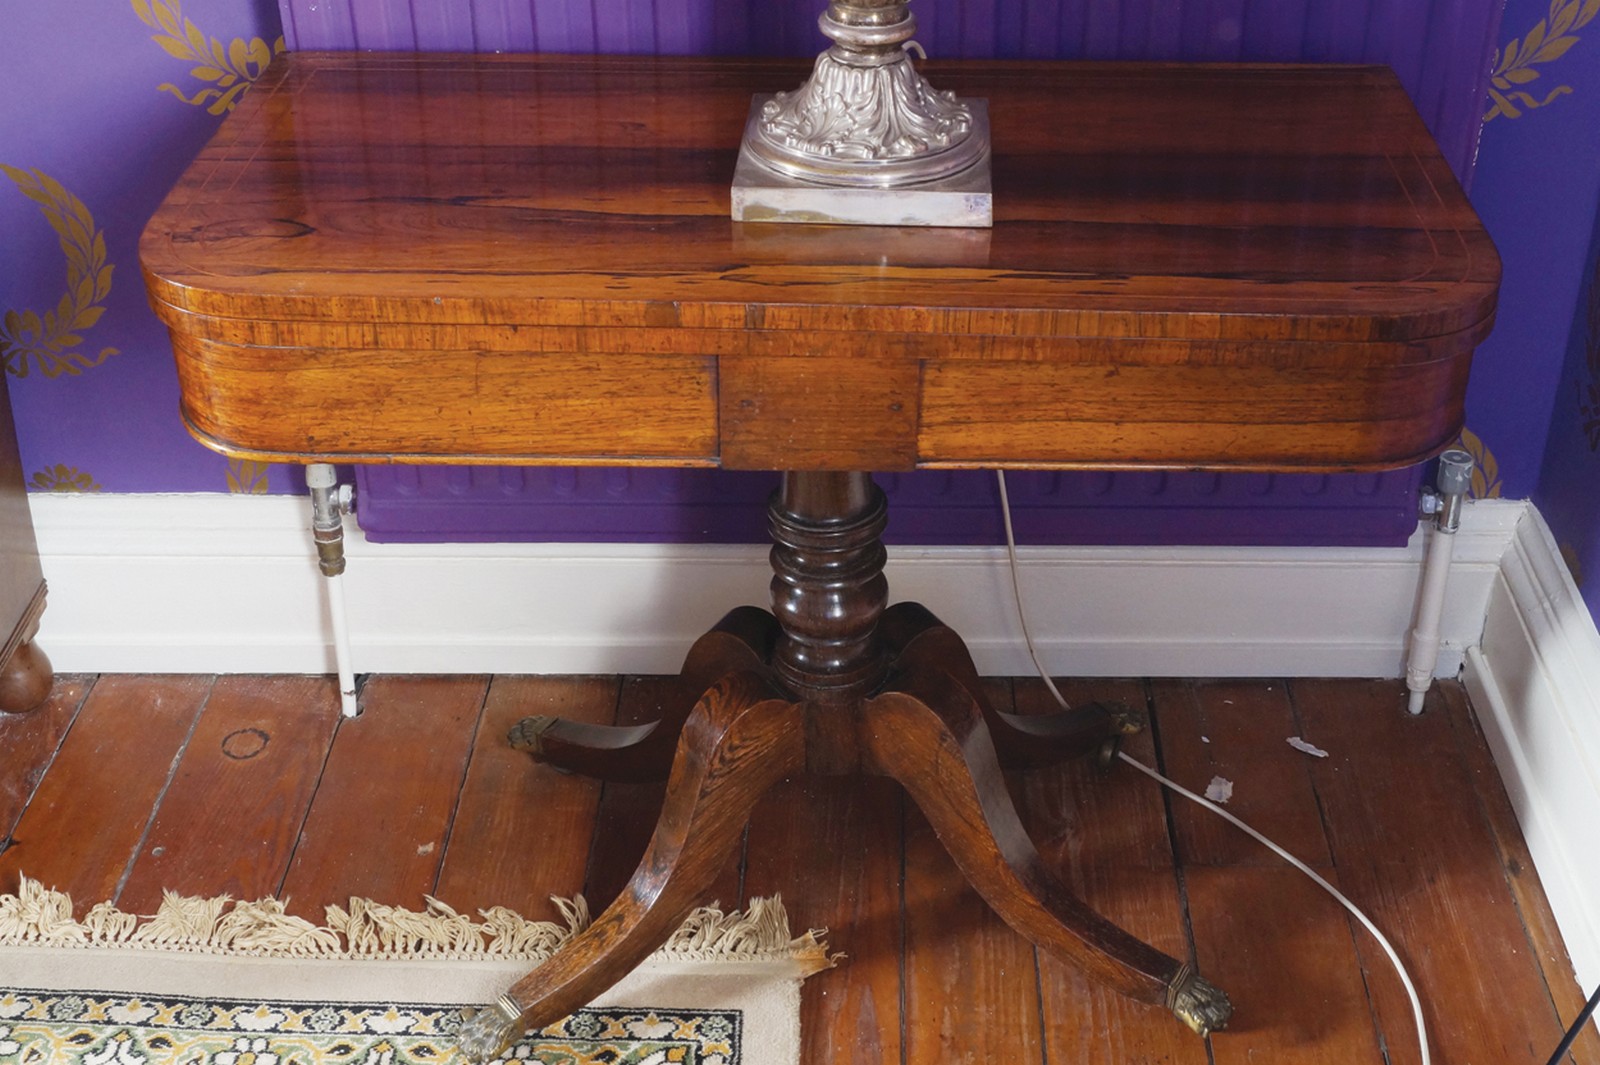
[485,0,538,50]
[353,467,1427,547]
[347,0,405,49]
[408,5,472,50]
[1242,0,1309,58]
[279,0,1501,180]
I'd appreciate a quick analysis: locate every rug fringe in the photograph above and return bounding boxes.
[0,875,834,970]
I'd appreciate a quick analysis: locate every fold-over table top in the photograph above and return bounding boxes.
[142,55,1498,472]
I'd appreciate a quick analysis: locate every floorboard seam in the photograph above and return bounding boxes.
[430,677,496,897]
[1144,678,1217,1065]
[896,787,909,1065]
[274,683,349,900]
[0,675,97,858]
[1286,678,1395,1065]
[579,676,633,902]
[112,675,216,907]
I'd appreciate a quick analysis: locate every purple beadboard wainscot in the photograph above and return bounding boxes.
[353,468,1425,548]
[279,0,1499,179]
[282,0,1501,546]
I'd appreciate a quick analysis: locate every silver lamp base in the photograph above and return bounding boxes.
[732,97,991,227]
[731,0,993,228]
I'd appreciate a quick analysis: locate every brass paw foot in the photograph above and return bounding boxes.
[508,715,557,754]
[1167,965,1232,1036]
[1095,703,1149,768]
[457,995,521,1063]
[1107,702,1149,734]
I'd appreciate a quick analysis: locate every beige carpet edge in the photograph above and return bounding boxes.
[0,874,837,1004]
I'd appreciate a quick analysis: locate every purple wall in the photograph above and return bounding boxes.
[1460,0,1600,623]
[2,0,287,496]
[1524,0,1600,623]
[1465,0,1600,500]
[1535,207,1600,611]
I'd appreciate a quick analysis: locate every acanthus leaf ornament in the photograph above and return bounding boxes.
[0,165,118,380]
[737,0,991,201]
[132,0,285,116]
[1485,0,1600,120]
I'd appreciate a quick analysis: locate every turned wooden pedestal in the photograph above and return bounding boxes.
[141,54,1498,1062]
[472,470,1229,1058]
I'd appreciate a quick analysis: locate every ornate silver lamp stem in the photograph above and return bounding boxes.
[732,0,992,226]
[749,0,985,186]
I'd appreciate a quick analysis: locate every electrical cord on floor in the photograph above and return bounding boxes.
[1545,981,1600,1065]
[994,469,1433,1065]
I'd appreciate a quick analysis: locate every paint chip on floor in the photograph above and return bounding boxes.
[1287,736,1330,758]
[1204,776,1234,804]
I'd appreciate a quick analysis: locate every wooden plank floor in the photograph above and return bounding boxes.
[2,673,1595,1064]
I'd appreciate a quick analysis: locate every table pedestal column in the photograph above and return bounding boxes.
[769,471,889,701]
[460,470,1231,1063]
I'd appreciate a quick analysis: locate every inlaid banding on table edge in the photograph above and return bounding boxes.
[176,415,725,468]
[144,302,1496,365]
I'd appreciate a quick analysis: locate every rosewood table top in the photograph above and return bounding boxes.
[142,53,1498,475]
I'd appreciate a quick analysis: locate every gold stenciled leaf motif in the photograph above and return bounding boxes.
[226,458,271,494]
[30,465,103,493]
[1454,428,1504,499]
[0,165,118,379]
[132,0,285,115]
[1486,0,1600,120]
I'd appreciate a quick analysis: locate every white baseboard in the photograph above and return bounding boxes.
[1463,505,1600,998]
[30,492,1521,678]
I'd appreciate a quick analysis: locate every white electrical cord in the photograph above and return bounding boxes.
[994,469,1431,1064]
[996,470,1071,711]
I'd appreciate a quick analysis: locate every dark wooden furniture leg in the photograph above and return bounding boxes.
[469,471,1230,1061]
[862,671,1229,1032]
[459,670,804,1061]
[2,360,53,717]
[881,601,1147,769]
[0,584,53,716]
[509,607,778,782]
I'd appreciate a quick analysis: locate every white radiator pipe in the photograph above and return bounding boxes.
[1405,449,1474,715]
[307,463,359,717]
[325,572,358,717]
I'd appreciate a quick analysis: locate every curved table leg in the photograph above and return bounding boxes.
[881,602,1146,770]
[459,670,804,1063]
[510,607,779,782]
[860,670,1231,1037]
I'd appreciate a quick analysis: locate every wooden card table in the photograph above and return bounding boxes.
[141,54,1498,1059]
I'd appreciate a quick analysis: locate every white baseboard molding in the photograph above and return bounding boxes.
[1463,505,1600,999]
[31,493,1522,678]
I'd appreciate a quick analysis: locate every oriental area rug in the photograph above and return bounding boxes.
[0,878,832,1065]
